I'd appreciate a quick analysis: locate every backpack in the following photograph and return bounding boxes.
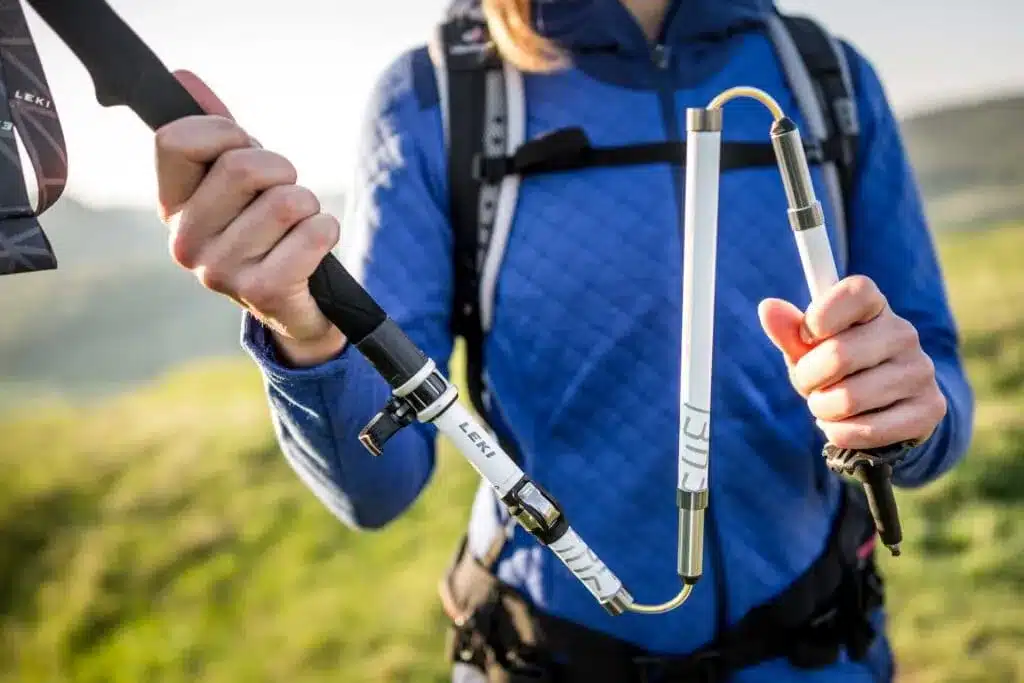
[428,9,861,451]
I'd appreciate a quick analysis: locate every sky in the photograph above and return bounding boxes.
[21,0,1024,209]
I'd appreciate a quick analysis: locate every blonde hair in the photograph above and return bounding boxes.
[482,0,569,72]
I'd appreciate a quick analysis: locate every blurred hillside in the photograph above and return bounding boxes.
[902,95,1024,230]
[1,221,1022,683]
[0,194,345,410]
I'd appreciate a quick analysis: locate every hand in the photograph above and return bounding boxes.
[758,275,947,450]
[155,70,344,367]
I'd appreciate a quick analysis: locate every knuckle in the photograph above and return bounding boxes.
[833,387,859,417]
[843,274,877,302]
[168,229,199,270]
[928,389,948,420]
[195,262,234,294]
[154,122,182,156]
[217,148,298,191]
[895,318,920,347]
[268,185,320,226]
[823,340,851,378]
[218,148,263,187]
[303,213,341,253]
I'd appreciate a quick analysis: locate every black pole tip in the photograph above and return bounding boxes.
[770,116,798,136]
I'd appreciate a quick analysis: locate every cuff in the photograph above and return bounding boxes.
[240,311,354,386]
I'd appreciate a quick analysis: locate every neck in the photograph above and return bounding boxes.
[619,0,673,42]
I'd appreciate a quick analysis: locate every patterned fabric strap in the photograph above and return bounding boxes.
[0,0,66,275]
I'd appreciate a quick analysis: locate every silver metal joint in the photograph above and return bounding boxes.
[770,118,819,219]
[510,481,561,534]
[676,488,708,582]
[677,507,706,583]
[686,107,723,133]
[787,203,825,232]
[600,588,635,616]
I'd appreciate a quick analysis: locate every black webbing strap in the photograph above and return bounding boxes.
[779,15,859,215]
[0,0,66,275]
[442,16,499,423]
[646,482,882,680]
[473,126,833,184]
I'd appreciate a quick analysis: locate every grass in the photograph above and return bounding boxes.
[2,224,1023,682]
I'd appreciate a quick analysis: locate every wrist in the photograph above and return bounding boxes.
[271,326,347,368]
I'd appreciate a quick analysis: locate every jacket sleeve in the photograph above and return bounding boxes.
[240,47,455,529]
[841,43,975,488]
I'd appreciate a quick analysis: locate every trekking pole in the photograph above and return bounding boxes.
[690,87,906,556]
[26,0,708,617]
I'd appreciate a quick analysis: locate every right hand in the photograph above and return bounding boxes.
[155,70,344,367]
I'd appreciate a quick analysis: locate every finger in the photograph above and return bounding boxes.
[807,351,933,422]
[803,275,887,342]
[234,213,340,316]
[758,298,813,366]
[790,315,913,396]
[155,116,252,221]
[173,69,234,119]
[258,213,340,282]
[816,393,947,450]
[169,148,299,269]
[199,185,322,274]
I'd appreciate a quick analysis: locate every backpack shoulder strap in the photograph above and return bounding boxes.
[765,12,860,275]
[429,15,527,439]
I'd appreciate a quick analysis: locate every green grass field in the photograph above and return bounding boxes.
[2,224,1023,683]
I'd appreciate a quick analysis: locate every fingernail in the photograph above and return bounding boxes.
[799,322,815,345]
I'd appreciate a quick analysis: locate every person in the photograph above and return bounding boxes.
[153,0,974,680]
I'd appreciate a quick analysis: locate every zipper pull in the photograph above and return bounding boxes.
[652,43,671,69]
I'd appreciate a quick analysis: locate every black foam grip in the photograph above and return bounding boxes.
[308,254,386,344]
[852,461,902,552]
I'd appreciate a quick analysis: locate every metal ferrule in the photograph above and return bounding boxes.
[677,507,705,583]
[687,107,723,133]
[677,488,708,582]
[677,489,709,510]
[788,203,825,232]
[770,118,824,231]
[601,589,635,616]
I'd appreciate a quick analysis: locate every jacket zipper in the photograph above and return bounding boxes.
[650,41,731,647]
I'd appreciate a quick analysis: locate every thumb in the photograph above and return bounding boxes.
[758,297,813,366]
[172,69,233,120]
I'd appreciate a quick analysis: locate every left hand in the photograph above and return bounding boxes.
[758,275,947,450]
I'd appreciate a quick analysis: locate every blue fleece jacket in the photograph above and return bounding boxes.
[241,1,974,680]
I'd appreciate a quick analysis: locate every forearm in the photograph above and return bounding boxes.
[243,313,436,530]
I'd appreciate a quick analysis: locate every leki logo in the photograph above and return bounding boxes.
[13,89,51,109]
[462,26,485,43]
[449,25,490,56]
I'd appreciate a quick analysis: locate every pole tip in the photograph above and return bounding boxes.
[769,116,797,136]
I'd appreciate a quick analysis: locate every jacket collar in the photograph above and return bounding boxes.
[532,0,773,56]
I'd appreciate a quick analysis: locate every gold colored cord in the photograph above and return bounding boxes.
[624,583,695,615]
[707,86,785,121]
